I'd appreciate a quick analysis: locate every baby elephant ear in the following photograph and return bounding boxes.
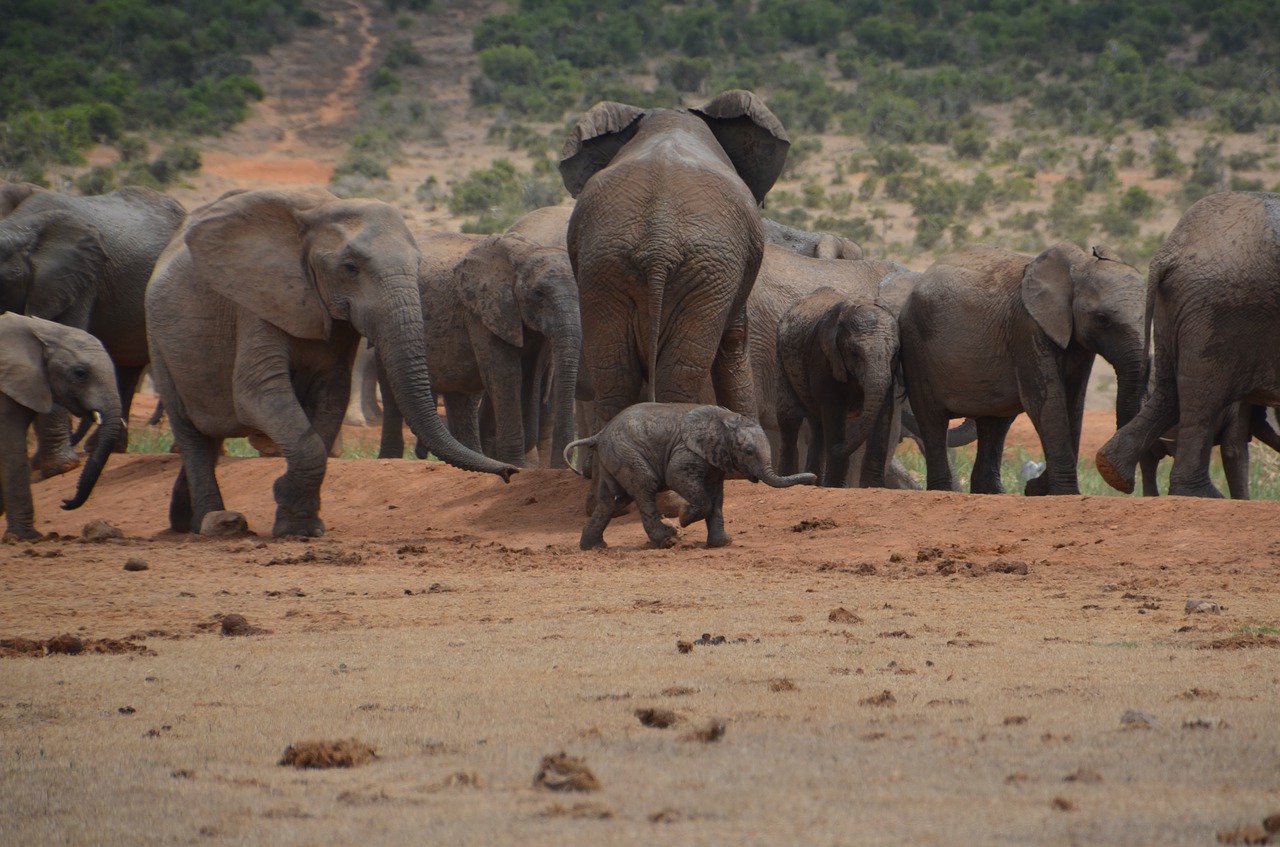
[1021,242,1082,350]
[184,188,336,341]
[0,313,54,413]
[682,405,739,472]
[1092,245,1124,263]
[559,101,646,198]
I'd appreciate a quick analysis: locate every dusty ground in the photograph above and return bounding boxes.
[5,402,1280,846]
[8,2,1280,844]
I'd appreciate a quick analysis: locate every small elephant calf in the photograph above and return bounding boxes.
[564,403,816,550]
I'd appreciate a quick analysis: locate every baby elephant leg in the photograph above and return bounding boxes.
[580,470,629,549]
[671,462,730,548]
[635,486,678,548]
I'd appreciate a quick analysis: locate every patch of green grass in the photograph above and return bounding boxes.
[1235,624,1280,636]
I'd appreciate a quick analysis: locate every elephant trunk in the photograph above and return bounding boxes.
[548,321,582,469]
[834,366,893,459]
[370,286,515,481]
[756,466,818,488]
[1113,357,1146,431]
[61,412,123,510]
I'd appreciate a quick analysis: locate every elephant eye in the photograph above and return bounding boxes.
[1092,312,1111,328]
[71,366,90,383]
[341,260,359,276]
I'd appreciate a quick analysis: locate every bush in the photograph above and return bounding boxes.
[1183,140,1225,204]
[1150,135,1185,179]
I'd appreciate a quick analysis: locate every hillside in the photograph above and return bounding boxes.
[34,0,1278,272]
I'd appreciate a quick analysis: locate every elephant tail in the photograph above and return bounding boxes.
[563,435,597,477]
[646,266,667,403]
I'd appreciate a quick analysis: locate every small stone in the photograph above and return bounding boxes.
[534,752,600,792]
[123,558,149,572]
[634,708,679,728]
[45,633,83,655]
[828,607,861,623]
[82,520,122,541]
[676,640,693,654]
[200,511,249,537]
[220,613,267,636]
[1185,598,1223,614]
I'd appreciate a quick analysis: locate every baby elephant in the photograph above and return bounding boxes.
[564,403,816,550]
[0,313,124,539]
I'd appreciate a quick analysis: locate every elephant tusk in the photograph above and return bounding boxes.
[93,411,103,424]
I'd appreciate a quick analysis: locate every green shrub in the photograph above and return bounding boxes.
[1150,135,1185,178]
[332,153,390,182]
[1183,140,1225,203]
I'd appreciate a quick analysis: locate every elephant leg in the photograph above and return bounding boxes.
[709,311,758,418]
[821,404,851,489]
[112,364,146,452]
[1139,445,1165,496]
[674,474,729,548]
[970,416,1014,494]
[1097,361,1179,495]
[377,357,406,459]
[912,402,955,491]
[166,414,225,534]
[1,408,42,539]
[31,407,80,478]
[444,393,482,456]
[1219,406,1251,499]
[299,366,350,460]
[635,484,678,549]
[580,470,628,550]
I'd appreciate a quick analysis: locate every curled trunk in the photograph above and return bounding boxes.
[61,415,122,510]
[373,289,515,481]
[758,467,818,488]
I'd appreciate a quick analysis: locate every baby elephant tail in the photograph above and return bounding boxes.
[562,435,598,477]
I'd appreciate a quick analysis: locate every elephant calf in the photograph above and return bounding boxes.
[564,403,815,550]
[1,314,123,539]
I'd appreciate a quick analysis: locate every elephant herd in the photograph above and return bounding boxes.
[2,88,1279,546]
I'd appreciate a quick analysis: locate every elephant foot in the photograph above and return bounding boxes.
[199,510,251,537]
[705,532,732,549]
[1167,480,1224,498]
[32,451,81,480]
[1094,447,1135,494]
[272,508,325,538]
[4,524,43,541]
[1023,474,1050,496]
[645,523,678,548]
[579,529,607,550]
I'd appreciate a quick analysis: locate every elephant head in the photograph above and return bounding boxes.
[0,313,122,514]
[683,405,816,487]
[455,232,582,468]
[1020,242,1147,428]
[559,90,790,205]
[0,209,108,319]
[819,301,899,459]
[183,188,512,480]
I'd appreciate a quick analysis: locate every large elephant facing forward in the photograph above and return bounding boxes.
[900,242,1147,495]
[1097,191,1280,497]
[147,188,514,538]
[559,90,790,425]
[0,182,186,474]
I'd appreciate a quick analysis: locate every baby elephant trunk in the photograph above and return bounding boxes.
[755,467,818,488]
[61,413,123,510]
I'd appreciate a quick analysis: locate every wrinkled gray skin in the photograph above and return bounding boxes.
[566,403,815,549]
[0,182,185,475]
[560,90,790,426]
[1139,402,1280,498]
[381,230,581,468]
[762,217,863,260]
[1098,192,1280,497]
[147,189,514,538]
[901,242,1146,495]
[0,314,122,539]
[746,247,912,487]
[776,287,899,487]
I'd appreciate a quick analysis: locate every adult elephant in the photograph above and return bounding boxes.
[1,314,123,539]
[0,182,186,474]
[147,188,514,538]
[1138,402,1280,498]
[559,90,790,424]
[900,242,1146,495]
[745,246,907,486]
[1097,191,1280,497]
[381,230,581,469]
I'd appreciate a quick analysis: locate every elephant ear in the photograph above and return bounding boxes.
[455,234,524,347]
[682,405,739,472]
[1020,242,1083,350]
[691,90,791,205]
[0,314,53,412]
[817,300,849,383]
[0,182,41,218]
[559,102,645,198]
[1092,244,1124,263]
[22,210,107,322]
[184,188,336,341]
